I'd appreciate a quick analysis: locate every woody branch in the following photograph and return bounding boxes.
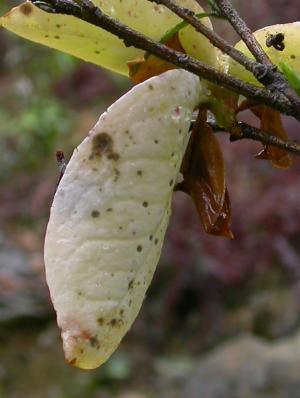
[31,0,300,157]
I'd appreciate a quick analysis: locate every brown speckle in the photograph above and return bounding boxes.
[113,168,120,182]
[69,358,77,365]
[148,84,154,90]
[91,132,119,161]
[128,279,134,289]
[91,210,100,218]
[108,152,120,161]
[97,317,104,325]
[92,132,113,157]
[109,318,123,327]
[90,336,100,349]
[20,3,32,15]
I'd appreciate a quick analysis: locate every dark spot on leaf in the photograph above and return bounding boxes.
[54,35,60,39]
[56,24,61,28]
[129,299,132,306]
[91,210,100,218]
[154,238,159,245]
[128,279,134,289]
[137,170,143,176]
[109,318,123,327]
[20,3,32,15]
[149,235,153,241]
[97,317,104,325]
[142,201,148,207]
[106,208,113,212]
[69,358,77,365]
[169,179,174,186]
[108,152,120,161]
[92,133,113,157]
[119,309,124,316]
[90,336,100,349]
[291,54,296,59]
[137,245,143,252]
[148,84,154,90]
[91,132,119,161]
[154,139,159,144]
[95,50,100,54]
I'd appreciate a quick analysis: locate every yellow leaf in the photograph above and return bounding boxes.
[1,0,217,75]
[229,22,300,85]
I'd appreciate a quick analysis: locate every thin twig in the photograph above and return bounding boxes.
[33,0,300,121]
[147,0,270,83]
[215,0,271,65]
[209,121,300,156]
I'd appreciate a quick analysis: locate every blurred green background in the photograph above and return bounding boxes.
[1,1,300,397]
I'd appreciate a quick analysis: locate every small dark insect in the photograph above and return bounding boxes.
[266,33,285,51]
[56,150,67,187]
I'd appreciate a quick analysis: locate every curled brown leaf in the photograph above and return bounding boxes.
[178,109,232,238]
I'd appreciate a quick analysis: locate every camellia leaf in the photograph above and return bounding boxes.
[44,69,207,370]
[251,105,292,169]
[177,109,233,238]
[229,22,300,85]
[0,0,217,75]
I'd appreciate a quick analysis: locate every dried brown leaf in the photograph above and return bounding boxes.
[178,109,232,238]
[128,34,184,84]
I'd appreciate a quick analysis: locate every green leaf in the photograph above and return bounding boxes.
[160,12,219,43]
[279,61,300,96]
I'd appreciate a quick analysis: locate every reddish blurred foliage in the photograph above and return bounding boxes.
[55,64,122,107]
